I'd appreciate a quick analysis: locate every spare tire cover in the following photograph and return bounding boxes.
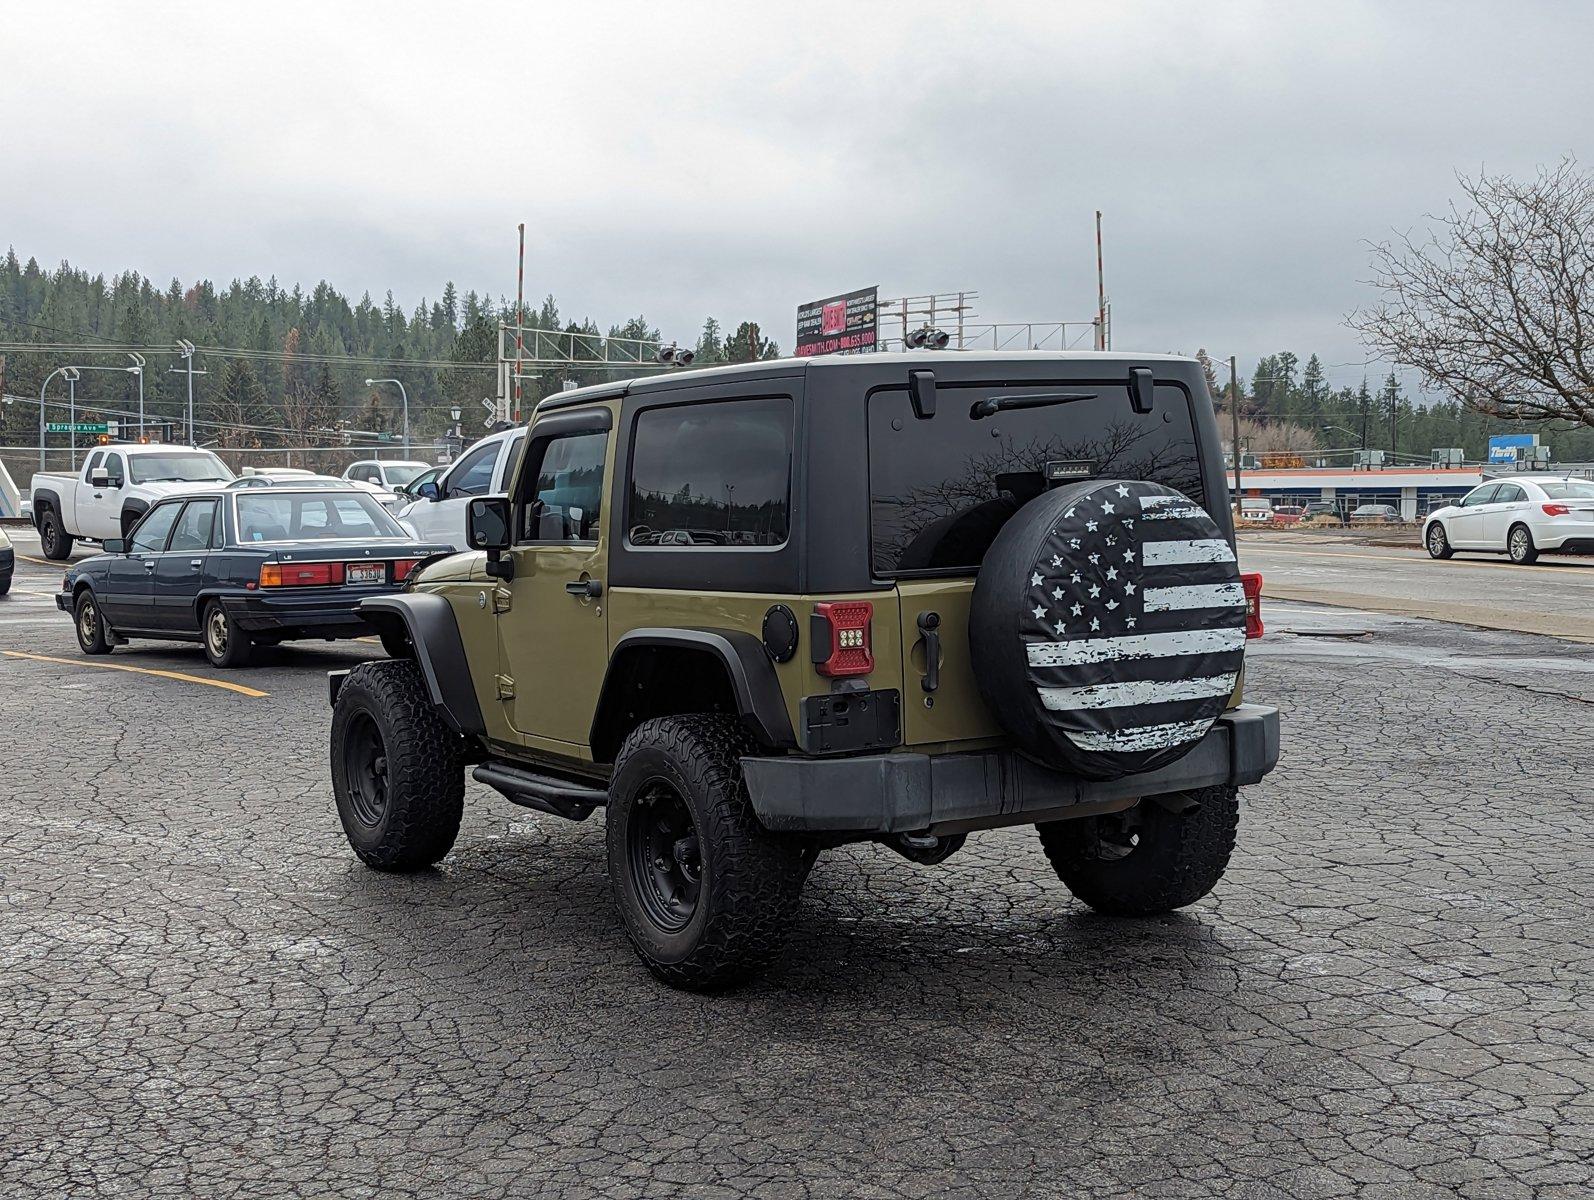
[970,479,1247,781]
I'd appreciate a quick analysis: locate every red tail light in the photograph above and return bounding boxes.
[812,601,874,677]
[1542,503,1571,517]
[392,558,420,581]
[1240,572,1264,639]
[259,561,345,588]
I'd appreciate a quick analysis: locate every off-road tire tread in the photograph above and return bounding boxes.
[1038,784,1240,916]
[610,715,806,990]
[41,509,74,561]
[332,659,464,872]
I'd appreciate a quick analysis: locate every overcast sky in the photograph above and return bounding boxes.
[5,1,1591,393]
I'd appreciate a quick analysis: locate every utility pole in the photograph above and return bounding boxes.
[67,370,79,467]
[514,222,526,423]
[1095,211,1106,351]
[1229,355,1242,514]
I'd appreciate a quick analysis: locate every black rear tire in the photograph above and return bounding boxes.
[41,509,74,561]
[1425,522,1454,559]
[1038,784,1239,916]
[331,659,465,871]
[607,715,806,990]
[74,591,113,655]
[202,601,255,668]
[1507,523,1539,565]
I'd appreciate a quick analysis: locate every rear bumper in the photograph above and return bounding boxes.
[218,591,374,637]
[742,703,1280,835]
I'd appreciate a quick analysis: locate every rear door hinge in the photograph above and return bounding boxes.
[492,587,512,614]
[495,673,516,700]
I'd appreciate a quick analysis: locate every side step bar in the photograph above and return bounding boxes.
[472,761,607,822]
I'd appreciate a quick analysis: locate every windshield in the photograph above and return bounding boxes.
[129,451,233,484]
[235,491,406,542]
[1541,480,1594,500]
[382,463,428,485]
[867,382,1204,576]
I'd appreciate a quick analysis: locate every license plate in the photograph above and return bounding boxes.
[346,563,385,585]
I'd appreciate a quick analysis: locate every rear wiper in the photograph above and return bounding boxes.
[970,392,1096,419]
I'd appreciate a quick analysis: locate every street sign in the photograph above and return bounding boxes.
[46,421,109,434]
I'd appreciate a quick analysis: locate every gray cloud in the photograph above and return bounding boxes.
[4,0,1590,394]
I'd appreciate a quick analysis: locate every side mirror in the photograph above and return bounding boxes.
[417,480,441,502]
[103,538,126,554]
[90,469,110,487]
[468,496,514,579]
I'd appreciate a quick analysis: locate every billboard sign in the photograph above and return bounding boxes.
[1487,433,1538,463]
[795,285,878,356]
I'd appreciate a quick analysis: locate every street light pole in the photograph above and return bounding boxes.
[127,353,146,438]
[364,378,409,455]
[38,365,75,470]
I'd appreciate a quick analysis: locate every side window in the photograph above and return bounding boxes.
[167,500,218,553]
[84,451,105,478]
[443,441,500,499]
[1461,484,1498,508]
[105,453,126,486]
[130,502,180,553]
[626,396,793,548]
[518,432,608,543]
[499,434,526,493]
[1493,484,1525,504]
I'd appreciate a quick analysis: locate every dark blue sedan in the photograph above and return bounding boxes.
[57,487,452,667]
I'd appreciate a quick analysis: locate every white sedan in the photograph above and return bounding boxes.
[1424,475,1594,564]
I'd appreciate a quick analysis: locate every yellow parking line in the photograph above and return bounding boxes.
[1241,546,1593,574]
[15,553,65,568]
[1,649,269,697]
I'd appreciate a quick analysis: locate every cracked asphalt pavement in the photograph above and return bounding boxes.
[2,540,1591,1198]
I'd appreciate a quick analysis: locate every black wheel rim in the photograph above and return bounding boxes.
[342,711,389,827]
[44,521,58,555]
[1086,808,1143,863]
[627,780,702,933]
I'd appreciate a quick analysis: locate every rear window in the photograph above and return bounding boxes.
[867,382,1204,576]
[1541,480,1594,500]
[235,492,404,542]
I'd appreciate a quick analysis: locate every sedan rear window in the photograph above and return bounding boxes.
[236,492,404,542]
[1541,480,1594,500]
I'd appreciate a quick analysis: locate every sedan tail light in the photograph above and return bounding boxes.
[259,561,345,588]
[811,601,874,677]
[1240,572,1264,639]
[1542,503,1572,517]
[392,558,420,582]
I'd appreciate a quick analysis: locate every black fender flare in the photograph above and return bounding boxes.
[120,498,150,536]
[590,627,796,760]
[356,594,486,736]
[32,487,61,532]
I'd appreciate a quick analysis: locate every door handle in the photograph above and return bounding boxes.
[917,611,941,693]
[189,559,203,570]
[144,560,157,571]
[565,578,603,598]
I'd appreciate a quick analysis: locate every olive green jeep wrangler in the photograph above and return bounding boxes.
[328,351,1280,989]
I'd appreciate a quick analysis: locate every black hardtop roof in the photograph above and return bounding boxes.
[536,349,1202,412]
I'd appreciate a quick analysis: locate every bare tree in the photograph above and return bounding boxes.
[1350,158,1594,428]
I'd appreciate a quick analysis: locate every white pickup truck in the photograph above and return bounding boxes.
[396,426,526,550]
[31,444,235,559]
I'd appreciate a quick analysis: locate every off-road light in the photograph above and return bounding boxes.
[811,600,875,677]
[926,329,949,349]
[657,344,678,364]
[675,348,695,366]
[905,328,927,350]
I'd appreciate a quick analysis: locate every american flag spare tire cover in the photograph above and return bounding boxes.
[969,479,1246,781]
